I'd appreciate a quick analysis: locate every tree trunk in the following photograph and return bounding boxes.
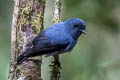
[9,0,46,80]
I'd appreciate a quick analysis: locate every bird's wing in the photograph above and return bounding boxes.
[26,31,49,48]
[25,31,69,57]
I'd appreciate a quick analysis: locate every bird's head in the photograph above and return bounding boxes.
[64,18,87,39]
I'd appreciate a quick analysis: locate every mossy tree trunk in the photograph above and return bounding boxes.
[9,0,46,80]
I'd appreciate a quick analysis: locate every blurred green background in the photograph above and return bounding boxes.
[0,0,120,80]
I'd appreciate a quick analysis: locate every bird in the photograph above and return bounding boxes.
[17,18,87,65]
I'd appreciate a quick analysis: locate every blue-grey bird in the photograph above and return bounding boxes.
[17,18,87,64]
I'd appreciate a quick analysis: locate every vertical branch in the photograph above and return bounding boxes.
[8,0,19,80]
[53,0,62,23]
[49,0,62,80]
[9,0,46,80]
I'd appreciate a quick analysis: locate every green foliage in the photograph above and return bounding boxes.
[63,0,120,32]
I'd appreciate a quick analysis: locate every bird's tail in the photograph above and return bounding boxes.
[16,47,33,65]
[16,53,27,65]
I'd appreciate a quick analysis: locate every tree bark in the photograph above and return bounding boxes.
[9,0,46,80]
[49,0,62,80]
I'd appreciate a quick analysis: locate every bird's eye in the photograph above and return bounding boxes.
[74,24,78,28]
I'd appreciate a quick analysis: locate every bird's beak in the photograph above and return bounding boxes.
[79,30,87,34]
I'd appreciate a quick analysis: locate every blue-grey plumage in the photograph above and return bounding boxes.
[17,18,86,64]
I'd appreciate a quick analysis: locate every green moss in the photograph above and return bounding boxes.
[17,0,45,34]
[30,13,42,34]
